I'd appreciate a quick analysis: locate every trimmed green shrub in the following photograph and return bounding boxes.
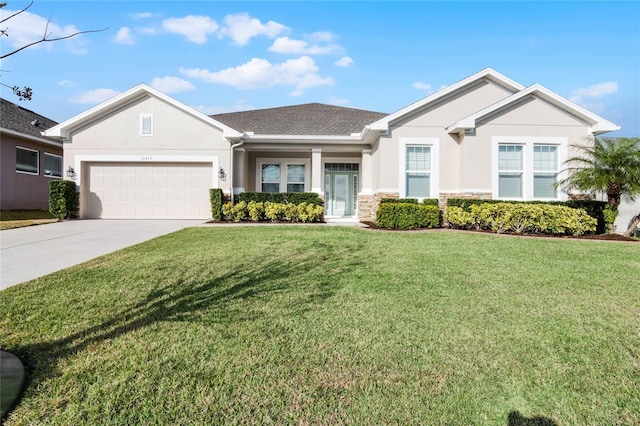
[238,192,322,205]
[422,198,439,206]
[49,180,78,220]
[209,188,224,221]
[446,198,606,234]
[247,201,265,222]
[380,198,419,204]
[223,201,323,223]
[444,202,597,236]
[375,204,440,230]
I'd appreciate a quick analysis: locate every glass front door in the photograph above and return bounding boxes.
[324,163,359,217]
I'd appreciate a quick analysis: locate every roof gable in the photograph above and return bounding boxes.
[370,68,525,131]
[446,84,620,135]
[44,84,240,140]
[211,103,387,136]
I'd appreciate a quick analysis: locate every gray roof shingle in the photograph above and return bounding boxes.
[1,98,59,140]
[211,103,387,136]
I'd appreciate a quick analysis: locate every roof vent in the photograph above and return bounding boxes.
[31,119,40,127]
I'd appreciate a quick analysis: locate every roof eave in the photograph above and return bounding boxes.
[1,127,63,148]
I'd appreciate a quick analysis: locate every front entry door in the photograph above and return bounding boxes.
[324,163,359,217]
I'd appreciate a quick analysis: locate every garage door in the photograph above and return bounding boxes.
[85,162,213,219]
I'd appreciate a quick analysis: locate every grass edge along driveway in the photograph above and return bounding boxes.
[1,226,638,425]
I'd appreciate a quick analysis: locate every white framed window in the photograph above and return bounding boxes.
[257,158,311,193]
[492,137,567,200]
[16,146,39,175]
[140,114,153,136]
[533,145,558,198]
[399,138,439,199]
[261,164,281,193]
[43,153,63,178]
[498,144,523,198]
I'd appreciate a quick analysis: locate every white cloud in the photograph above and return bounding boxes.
[115,27,134,45]
[570,81,618,104]
[0,7,90,54]
[334,56,353,67]
[268,36,339,55]
[219,13,288,46]
[308,31,334,42]
[71,88,121,104]
[58,80,77,87]
[180,56,334,94]
[130,12,154,20]
[150,76,195,94]
[413,82,432,91]
[162,15,219,44]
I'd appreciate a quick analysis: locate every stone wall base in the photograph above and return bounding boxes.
[357,192,399,222]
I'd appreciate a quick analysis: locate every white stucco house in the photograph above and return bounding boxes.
[45,68,635,230]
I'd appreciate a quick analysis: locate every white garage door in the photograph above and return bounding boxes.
[85,162,213,219]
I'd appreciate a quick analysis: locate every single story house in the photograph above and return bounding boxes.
[44,68,624,223]
[1,98,62,210]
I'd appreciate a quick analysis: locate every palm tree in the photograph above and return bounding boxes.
[558,137,640,235]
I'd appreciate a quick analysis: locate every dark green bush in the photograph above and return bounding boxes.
[209,188,224,221]
[422,198,439,206]
[446,198,606,234]
[238,192,322,205]
[375,204,440,230]
[380,198,419,204]
[49,180,78,220]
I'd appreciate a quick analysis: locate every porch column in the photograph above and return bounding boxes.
[233,148,246,196]
[361,148,372,194]
[311,148,322,194]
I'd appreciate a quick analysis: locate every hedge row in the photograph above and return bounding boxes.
[444,203,597,236]
[238,192,322,205]
[49,180,78,220]
[446,198,607,234]
[222,201,324,223]
[380,198,439,206]
[209,188,224,221]
[375,204,440,230]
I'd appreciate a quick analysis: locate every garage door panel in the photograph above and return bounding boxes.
[86,162,213,219]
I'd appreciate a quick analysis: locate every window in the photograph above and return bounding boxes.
[16,147,39,174]
[533,145,558,198]
[406,145,430,197]
[43,153,63,178]
[261,164,280,193]
[498,144,523,198]
[140,114,153,136]
[287,165,305,192]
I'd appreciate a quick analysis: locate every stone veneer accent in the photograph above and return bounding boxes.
[438,192,493,209]
[357,192,399,222]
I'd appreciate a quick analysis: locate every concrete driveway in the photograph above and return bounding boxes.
[1,220,204,290]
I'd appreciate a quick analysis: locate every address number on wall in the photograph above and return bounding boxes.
[140,156,153,161]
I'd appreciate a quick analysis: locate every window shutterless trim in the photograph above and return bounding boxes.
[16,146,39,175]
[140,114,153,136]
[43,152,63,179]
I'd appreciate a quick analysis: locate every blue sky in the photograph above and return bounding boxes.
[1,1,639,136]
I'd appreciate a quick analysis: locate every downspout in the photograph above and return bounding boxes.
[229,135,245,204]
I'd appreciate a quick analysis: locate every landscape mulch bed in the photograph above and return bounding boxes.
[360,221,638,242]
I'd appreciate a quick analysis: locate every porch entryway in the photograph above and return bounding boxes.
[324,163,359,217]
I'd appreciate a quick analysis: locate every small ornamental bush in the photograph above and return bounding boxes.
[223,201,324,223]
[380,198,419,204]
[247,201,265,222]
[375,203,440,230]
[49,180,78,220]
[444,202,596,236]
[239,192,322,206]
[209,188,224,221]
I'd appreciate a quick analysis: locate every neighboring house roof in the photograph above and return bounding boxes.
[370,68,526,131]
[446,83,620,135]
[0,98,62,147]
[211,103,387,136]
[44,84,240,140]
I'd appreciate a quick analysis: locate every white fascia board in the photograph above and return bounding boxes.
[241,133,368,144]
[44,84,241,140]
[446,83,620,135]
[1,128,63,148]
[370,68,525,131]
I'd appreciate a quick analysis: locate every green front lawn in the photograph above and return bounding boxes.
[0,210,57,231]
[1,227,638,424]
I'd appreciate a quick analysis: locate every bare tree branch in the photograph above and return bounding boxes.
[0,0,33,25]
[0,26,109,59]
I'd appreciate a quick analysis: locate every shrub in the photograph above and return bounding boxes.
[209,188,224,221]
[375,203,440,230]
[422,198,439,207]
[238,192,322,205]
[247,201,265,222]
[49,180,78,220]
[445,202,596,236]
[380,198,419,204]
[221,202,234,220]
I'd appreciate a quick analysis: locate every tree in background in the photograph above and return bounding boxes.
[0,1,107,100]
[558,137,640,235]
